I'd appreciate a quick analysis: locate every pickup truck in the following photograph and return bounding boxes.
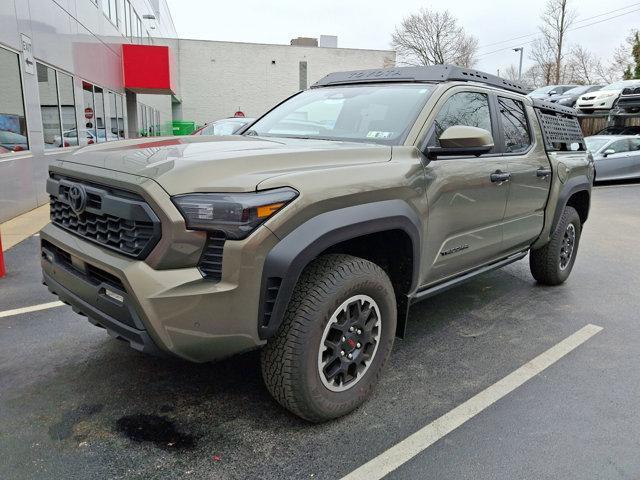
[40,65,594,422]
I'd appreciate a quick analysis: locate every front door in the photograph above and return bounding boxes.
[421,89,509,286]
[498,96,552,252]
[598,138,640,181]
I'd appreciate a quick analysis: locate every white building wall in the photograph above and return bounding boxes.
[0,0,177,222]
[175,39,396,124]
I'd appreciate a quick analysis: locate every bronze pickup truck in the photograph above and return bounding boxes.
[41,65,593,421]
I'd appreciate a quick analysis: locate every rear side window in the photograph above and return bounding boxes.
[430,92,492,147]
[497,97,531,153]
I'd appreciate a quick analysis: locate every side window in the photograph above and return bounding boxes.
[430,92,492,147]
[630,138,640,151]
[608,140,630,154]
[497,97,531,153]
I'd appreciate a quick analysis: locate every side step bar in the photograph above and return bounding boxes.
[396,250,528,338]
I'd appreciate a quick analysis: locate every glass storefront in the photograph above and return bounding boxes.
[37,63,77,149]
[0,46,28,153]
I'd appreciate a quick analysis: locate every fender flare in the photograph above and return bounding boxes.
[550,176,591,234]
[257,200,422,340]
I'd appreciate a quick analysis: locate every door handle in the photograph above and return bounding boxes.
[490,171,511,183]
[537,167,552,178]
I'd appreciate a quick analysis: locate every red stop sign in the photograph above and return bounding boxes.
[84,107,94,120]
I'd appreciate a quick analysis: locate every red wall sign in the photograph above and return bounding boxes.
[122,44,175,95]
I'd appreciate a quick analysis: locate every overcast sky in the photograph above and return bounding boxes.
[165,0,638,77]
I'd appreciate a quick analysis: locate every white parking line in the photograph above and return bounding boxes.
[0,301,65,319]
[341,324,603,480]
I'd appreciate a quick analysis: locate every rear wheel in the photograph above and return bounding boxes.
[261,254,396,422]
[530,206,581,285]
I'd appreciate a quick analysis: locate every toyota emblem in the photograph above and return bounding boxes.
[68,184,87,215]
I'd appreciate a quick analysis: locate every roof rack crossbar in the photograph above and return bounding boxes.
[312,65,529,95]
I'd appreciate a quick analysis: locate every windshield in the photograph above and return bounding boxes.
[601,81,640,91]
[585,137,609,152]
[564,86,593,95]
[529,86,556,95]
[245,84,435,145]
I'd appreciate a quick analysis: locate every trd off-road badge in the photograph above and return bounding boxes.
[440,244,470,256]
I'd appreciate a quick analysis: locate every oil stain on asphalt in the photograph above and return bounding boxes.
[115,414,196,450]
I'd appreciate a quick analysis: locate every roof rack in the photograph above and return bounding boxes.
[312,65,529,95]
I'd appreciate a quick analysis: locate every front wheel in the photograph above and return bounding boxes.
[529,206,582,285]
[261,254,396,422]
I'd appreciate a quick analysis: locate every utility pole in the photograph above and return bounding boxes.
[513,47,524,81]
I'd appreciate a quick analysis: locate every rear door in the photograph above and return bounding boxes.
[629,138,640,179]
[420,88,509,286]
[497,96,552,253]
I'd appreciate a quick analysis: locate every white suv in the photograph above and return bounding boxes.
[576,80,640,113]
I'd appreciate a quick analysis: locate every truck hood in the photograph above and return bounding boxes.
[58,135,392,195]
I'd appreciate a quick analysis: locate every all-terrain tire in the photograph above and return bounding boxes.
[530,206,581,285]
[261,254,397,422]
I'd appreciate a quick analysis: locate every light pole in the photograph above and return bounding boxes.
[513,47,524,81]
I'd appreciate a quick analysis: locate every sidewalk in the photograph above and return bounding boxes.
[0,205,49,251]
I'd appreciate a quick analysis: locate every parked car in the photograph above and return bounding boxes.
[53,129,118,147]
[614,84,640,114]
[548,85,603,107]
[576,80,640,114]
[192,117,255,136]
[585,135,640,181]
[595,125,640,136]
[528,84,579,99]
[40,65,592,422]
[0,130,28,151]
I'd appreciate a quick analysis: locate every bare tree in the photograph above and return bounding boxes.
[529,38,556,85]
[391,8,478,67]
[538,0,577,84]
[567,45,596,84]
[503,64,520,81]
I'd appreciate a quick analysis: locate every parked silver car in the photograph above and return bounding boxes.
[585,135,640,182]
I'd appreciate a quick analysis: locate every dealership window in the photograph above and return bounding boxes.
[37,63,77,149]
[93,86,106,142]
[137,103,160,137]
[0,46,28,153]
[82,81,96,142]
[108,90,126,139]
[123,0,130,36]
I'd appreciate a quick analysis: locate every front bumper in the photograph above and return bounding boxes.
[576,97,616,110]
[41,222,279,362]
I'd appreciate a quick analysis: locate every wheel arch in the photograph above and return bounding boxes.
[550,177,591,234]
[257,200,422,340]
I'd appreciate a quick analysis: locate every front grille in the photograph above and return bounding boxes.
[198,232,226,281]
[47,175,161,259]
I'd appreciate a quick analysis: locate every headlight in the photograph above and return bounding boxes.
[172,187,298,239]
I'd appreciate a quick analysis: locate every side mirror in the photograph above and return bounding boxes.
[548,90,557,96]
[602,149,615,157]
[427,125,494,159]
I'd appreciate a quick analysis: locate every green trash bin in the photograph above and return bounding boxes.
[172,121,197,136]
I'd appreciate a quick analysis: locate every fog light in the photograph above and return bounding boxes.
[104,288,124,304]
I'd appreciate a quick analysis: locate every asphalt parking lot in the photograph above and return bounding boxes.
[1,184,640,480]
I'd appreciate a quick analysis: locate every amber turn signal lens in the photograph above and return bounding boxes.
[257,202,285,218]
